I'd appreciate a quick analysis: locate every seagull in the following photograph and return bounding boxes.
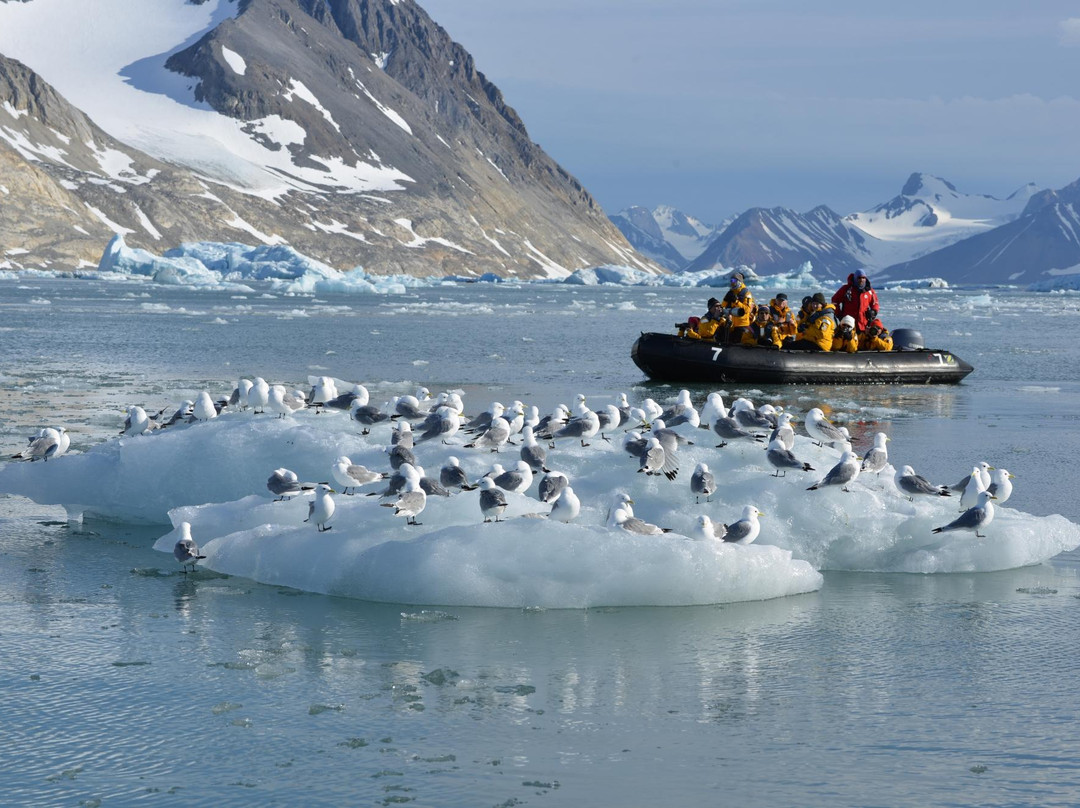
[304,484,337,532]
[383,480,426,526]
[440,456,477,492]
[769,413,797,450]
[690,462,716,502]
[228,379,253,410]
[722,505,763,544]
[608,507,671,536]
[122,405,151,437]
[932,490,996,538]
[268,385,293,418]
[387,442,417,471]
[766,438,814,477]
[594,402,623,439]
[350,397,390,432]
[538,471,569,504]
[638,436,677,481]
[464,401,502,433]
[14,427,61,462]
[416,406,461,444]
[193,391,218,422]
[661,389,700,429]
[893,465,952,500]
[606,491,636,523]
[492,460,533,494]
[622,430,650,460]
[804,407,848,447]
[267,468,316,501]
[709,412,764,448]
[324,382,367,411]
[807,450,861,492]
[331,456,383,495]
[987,468,1015,504]
[479,477,508,523]
[861,432,890,475]
[173,522,206,573]
[698,393,727,432]
[161,400,195,427]
[548,486,581,522]
[248,377,270,414]
[731,398,772,430]
[519,426,550,473]
[551,395,600,447]
[534,403,570,438]
[391,420,414,449]
[949,461,994,493]
[309,376,338,413]
[959,464,991,510]
[695,514,728,542]
[465,406,511,452]
[390,394,427,421]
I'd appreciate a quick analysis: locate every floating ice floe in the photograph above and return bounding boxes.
[3,384,1078,609]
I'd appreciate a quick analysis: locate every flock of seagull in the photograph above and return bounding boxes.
[6,374,1016,574]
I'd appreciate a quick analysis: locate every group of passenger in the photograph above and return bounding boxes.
[677,269,894,352]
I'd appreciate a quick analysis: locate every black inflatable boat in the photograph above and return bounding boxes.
[631,329,974,385]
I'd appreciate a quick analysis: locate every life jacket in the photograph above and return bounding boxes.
[723,285,754,328]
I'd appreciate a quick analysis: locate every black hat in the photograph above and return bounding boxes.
[730,272,744,282]
[812,292,827,305]
[707,297,721,308]
[801,296,812,305]
[776,293,788,301]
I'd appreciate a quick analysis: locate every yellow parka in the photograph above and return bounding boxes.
[831,331,859,353]
[859,331,894,351]
[770,300,798,339]
[687,315,724,340]
[801,305,836,351]
[723,285,754,329]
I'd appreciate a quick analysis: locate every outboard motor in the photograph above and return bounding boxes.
[891,328,925,351]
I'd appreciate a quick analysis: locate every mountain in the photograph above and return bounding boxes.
[846,172,1038,268]
[0,0,656,278]
[609,204,720,270]
[881,176,1080,284]
[683,204,874,278]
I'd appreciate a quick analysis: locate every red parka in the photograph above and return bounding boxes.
[831,274,880,332]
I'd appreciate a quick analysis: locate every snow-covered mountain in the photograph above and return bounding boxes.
[0,0,656,277]
[881,176,1080,285]
[846,172,1038,268]
[683,204,874,279]
[609,204,721,270]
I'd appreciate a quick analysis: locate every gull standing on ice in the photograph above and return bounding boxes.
[807,451,861,492]
[804,407,848,447]
[173,522,206,573]
[766,438,814,477]
[440,457,477,491]
[384,479,426,526]
[893,465,952,500]
[305,484,337,532]
[769,412,797,450]
[492,460,533,495]
[519,426,550,473]
[350,396,390,432]
[332,456,383,495]
[479,477,508,523]
[193,391,218,422]
[722,505,763,544]
[695,514,728,542]
[416,406,461,444]
[861,433,890,476]
[639,436,677,481]
[932,490,996,538]
[959,464,990,510]
[661,390,700,429]
[248,377,270,414]
[309,376,338,413]
[14,427,61,462]
[551,395,600,447]
[267,468,316,501]
[950,461,993,493]
[690,462,716,502]
[391,420,414,449]
[988,468,1015,504]
[608,507,671,536]
[465,404,511,452]
[538,471,569,504]
[122,405,151,436]
[548,486,581,522]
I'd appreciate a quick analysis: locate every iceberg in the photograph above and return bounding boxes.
[3,382,1078,610]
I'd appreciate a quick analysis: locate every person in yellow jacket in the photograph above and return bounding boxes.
[831,315,859,353]
[769,293,798,340]
[721,272,754,343]
[741,305,783,348]
[790,294,835,351]
[859,319,894,351]
[680,298,728,341]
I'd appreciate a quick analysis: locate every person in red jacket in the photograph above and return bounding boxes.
[831,268,880,332]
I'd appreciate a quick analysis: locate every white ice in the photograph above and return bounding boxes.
[3,385,1079,609]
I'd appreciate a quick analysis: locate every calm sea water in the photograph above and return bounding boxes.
[2,277,1079,806]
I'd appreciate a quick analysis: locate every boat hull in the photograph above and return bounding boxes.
[631,333,974,385]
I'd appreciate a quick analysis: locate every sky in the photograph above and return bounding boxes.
[420,0,1080,225]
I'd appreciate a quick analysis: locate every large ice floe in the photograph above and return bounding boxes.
[3,381,1077,608]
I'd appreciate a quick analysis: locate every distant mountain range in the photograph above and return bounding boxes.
[0,0,656,278]
[616,173,1078,285]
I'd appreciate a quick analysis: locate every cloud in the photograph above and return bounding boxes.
[1060,18,1080,46]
